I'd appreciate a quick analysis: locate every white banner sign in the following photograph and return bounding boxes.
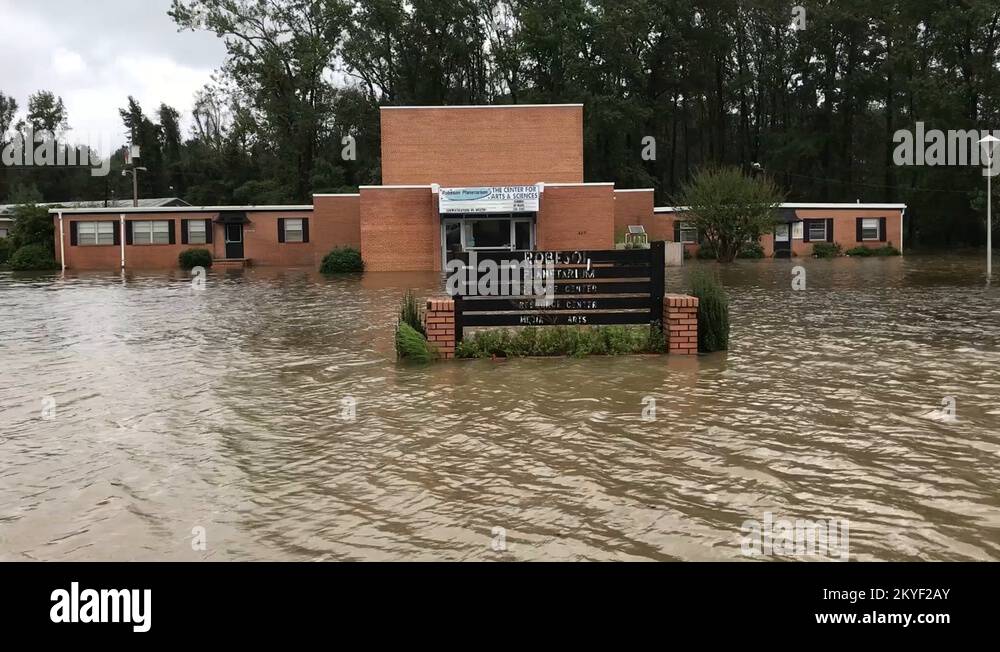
[439,185,540,214]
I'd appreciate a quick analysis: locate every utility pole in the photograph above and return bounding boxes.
[122,144,146,207]
[979,135,997,283]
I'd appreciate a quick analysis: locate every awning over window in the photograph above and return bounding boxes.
[214,211,250,224]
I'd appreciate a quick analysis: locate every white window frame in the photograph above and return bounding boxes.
[77,221,115,246]
[132,220,170,245]
[792,222,804,240]
[284,218,304,243]
[0,228,8,239]
[861,218,880,241]
[679,222,698,244]
[187,220,207,244]
[808,220,827,242]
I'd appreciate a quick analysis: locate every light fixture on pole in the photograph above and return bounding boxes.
[978,135,998,281]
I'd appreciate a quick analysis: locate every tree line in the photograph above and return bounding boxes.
[2,0,1000,249]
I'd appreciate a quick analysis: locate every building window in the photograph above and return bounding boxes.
[0,227,8,239]
[808,220,827,242]
[283,218,304,242]
[78,221,115,246]
[187,220,206,244]
[132,221,171,245]
[679,222,698,244]
[861,218,880,241]
[792,222,803,240]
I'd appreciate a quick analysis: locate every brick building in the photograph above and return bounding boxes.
[50,104,906,271]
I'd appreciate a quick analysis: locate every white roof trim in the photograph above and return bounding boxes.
[359,185,434,190]
[381,104,583,110]
[615,188,655,193]
[313,193,360,197]
[654,202,907,213]
[48,205,313,215]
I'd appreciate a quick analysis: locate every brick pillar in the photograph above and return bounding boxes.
[664,294,699,355]
[424,299,456,359]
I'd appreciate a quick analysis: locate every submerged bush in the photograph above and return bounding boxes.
[846,244,901,257]
[0,237,11,265]
[8,243,58,271]
[395,322,435,362]
[812,242,843,258]
[320,246,364,273]
[178,248,213,269]
[697,241,763,260]
[398,290,425,337]
[455,325,665,359]
[689,269,729,353]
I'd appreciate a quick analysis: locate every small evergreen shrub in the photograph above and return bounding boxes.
[320,246,364,273]
[398,290,425,337]
[8,243,58,271]
[812,242,843,258]
[738,241,765,259]
[178,248,213,269]
[395,322,435,362]
[846,244,901,257]
[689,269,729,352]
[455,325,664,359]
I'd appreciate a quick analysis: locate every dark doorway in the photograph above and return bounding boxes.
[774,224,791,258]
[225,223,244,259]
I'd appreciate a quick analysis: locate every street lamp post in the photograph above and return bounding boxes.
[978,135,998,282]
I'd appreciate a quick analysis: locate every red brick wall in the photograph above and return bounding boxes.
[380,106,584,186]
[613,190,656,240]
[664,294,699,355]
[536,184,615,251]
[359,187,439,272]
[423,298,456,359]
[312,194,361,248]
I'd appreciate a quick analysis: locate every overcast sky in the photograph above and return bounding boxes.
[1,0,226,145]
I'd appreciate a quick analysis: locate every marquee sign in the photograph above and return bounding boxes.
[439,185,540,214]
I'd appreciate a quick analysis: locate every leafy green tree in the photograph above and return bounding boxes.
[674,166,784,263]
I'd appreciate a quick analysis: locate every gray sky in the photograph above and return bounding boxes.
[1,0,226,143]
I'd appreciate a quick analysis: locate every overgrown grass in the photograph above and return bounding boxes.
[395,322,435,362]
[812,242,843,258]
[398,289,425,337]
[689,269,729,352]
[845,244,901,257]
[455,325,665,359]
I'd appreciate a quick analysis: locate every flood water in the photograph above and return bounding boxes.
[1,255,998,561]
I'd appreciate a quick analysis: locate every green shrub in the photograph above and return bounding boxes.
[0,237,11,266]
[8,243,58,271]
[178,248,213,269]
[689,269,729,352]
[398,290,425,337]
[846,244,901,257]
[812,242,843,258]
[455,325,664,358]
[320,246,364,273]
[395,322,435,362]
[696,243,717,260]
[738,241,765,259]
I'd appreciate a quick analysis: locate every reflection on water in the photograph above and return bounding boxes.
[1,256,998,561]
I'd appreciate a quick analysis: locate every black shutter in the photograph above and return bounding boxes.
[856,218,863,242]
[673,221,681,242]
[70,221,78,246]
[181,219,189,244]
[302,218,310,243]
[278,218,286,243]
[113,221,121,246]
[803,220,811,243]
[879,217,887,242]
[826,218,834,243]
[204,219,213,243]
[125,220,133,245]
[167,220,176,245]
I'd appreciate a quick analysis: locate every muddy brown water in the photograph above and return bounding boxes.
[1,255,998,560]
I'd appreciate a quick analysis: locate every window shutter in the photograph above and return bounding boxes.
[70,221,78,246]
[856,218,863,242]
[802,220,811,243]
[302,218,310,243]
[125,220,133,245]
[278,218,286,243]
[181,219,189,244]
[113,221,121,246]
[879,217,887,242]
[673,221,680,242]
[826,218,834,243]
[204,219,213,243]
[168,220,176,245]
